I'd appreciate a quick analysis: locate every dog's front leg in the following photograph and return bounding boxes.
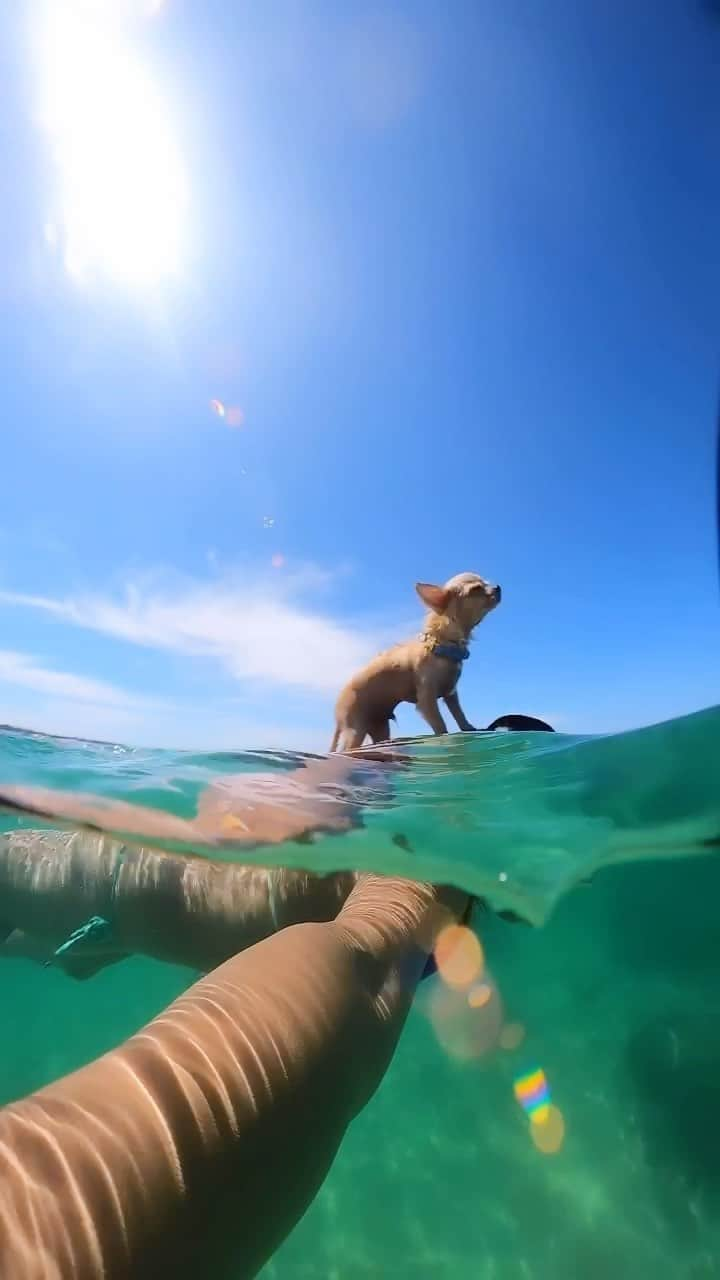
[416,689,449,735]
[444,690,476,733]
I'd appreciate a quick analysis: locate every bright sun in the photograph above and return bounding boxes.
[34,1,187,291]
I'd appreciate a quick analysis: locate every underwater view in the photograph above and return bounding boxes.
[1,710,719,1276]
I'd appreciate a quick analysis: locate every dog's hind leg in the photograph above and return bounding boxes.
[367,720,391,745]
[336,727,367,753]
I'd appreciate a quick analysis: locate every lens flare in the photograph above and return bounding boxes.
[433,924,484,991]
[427,976,503,1061]
[499,1022,526,1051]
[530,1105,565,1155]
[467,983,492,1009]
[513,1067,551,1123]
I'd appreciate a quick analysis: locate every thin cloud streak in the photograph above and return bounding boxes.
[0,570,387,693]
[0,649,142,708]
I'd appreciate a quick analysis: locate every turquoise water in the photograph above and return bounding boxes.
[1,708,719,1276]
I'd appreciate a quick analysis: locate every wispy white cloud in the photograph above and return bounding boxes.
[0,568,386,694]
[0,649,141,708]
[0,649,329,750]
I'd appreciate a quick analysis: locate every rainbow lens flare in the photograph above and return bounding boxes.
[513,1067,551,1123]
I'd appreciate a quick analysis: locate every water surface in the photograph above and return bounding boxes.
[0,709,718,1277]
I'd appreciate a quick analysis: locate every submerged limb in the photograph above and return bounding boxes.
[0,751,398,855]
[0,828,358,975]
[0,876,467,1279]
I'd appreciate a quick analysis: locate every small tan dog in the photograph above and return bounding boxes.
[330,572,501,751]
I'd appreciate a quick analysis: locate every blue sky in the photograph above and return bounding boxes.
[0,0,717,751]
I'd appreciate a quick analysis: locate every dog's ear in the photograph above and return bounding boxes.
[415,582,451,613]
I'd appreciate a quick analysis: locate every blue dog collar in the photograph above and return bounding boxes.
[432,642,470,663]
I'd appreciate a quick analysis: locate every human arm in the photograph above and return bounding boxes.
[0,874,466,1279]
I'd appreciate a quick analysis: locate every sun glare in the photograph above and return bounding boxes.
[34,1,187,291]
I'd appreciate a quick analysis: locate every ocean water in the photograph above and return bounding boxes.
[0,707,719,1277]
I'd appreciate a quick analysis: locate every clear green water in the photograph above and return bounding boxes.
[1,708,719,1277]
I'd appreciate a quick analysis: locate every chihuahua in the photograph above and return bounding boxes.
[330,572,501,752]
